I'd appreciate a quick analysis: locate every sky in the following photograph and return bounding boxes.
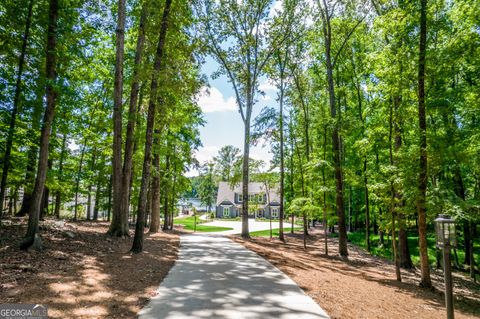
[188,56,279,177]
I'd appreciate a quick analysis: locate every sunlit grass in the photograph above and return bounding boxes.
[174,216,233,232]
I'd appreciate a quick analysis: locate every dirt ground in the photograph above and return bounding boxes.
[231,227,480,319]
[0,219,179,318]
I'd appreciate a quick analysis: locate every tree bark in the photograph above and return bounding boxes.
[86,149,96,221]
[417,0,432,288]
[278,59,285,242]
[109,0,128,237]
[150,146,161,233]
[320,0,348,256]
[162,154,170,231]
[0,0,34,221]
[389,88,402,281]
[54,133,67,219]
[21,0,58,250]
[241,112,251,238]
[107,174,112,221]
[120,3,148,233]
[93,178,101,221]
[131,0,172,253]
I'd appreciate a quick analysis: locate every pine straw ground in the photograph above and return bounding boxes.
[0,219,179,318]
[231,227,480,319]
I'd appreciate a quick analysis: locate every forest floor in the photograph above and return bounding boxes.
[0,218,179,318]
[231,227,480,319]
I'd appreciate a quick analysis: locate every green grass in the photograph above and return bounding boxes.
[174,216,233,232]
[250,227,303,237]
[342,230,480,267]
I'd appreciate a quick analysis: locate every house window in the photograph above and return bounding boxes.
[223,207,230,217]
[237,193,243,202]
[257,209,263,218]
[271,207,279,218]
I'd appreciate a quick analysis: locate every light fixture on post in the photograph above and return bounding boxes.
[435,214,456,319]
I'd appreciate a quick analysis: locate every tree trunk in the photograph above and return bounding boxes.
[86,150,96,221]
[379,207,385,245]
[364,160,370,252]
[162,155,170,231]
[417,0,432,288]
[321,1,347,256]
[93,179,101,221]
[241,111,251,238]
[40,174,50,220]
[470,222,475,280]
[21,0,58,250]
[131,0,172,253]
[109,0,128,237]
[150,151,161,233]
[322,126,328,255]
[389,88,402,281]
[392,210,402,281]
[0,0,34,221]
[107,174,112,221]
[53,133,67,219]
[120,3,148,233]
[279,65,285,242]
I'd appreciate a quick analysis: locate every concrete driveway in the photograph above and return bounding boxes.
[201,219,296,235]
[138,234,329,319]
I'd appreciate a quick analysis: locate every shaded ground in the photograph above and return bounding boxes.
[231,227,480,319]
[0,219,179,318]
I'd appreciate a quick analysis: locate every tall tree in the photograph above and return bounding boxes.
[131,0,172,253]
[21,0,59,250]
[199,0,295,238]
[316,0,363,256]
[417,0,432,288]
[108,0,128,236]
[120,1,148,233]
[0,0,34,220]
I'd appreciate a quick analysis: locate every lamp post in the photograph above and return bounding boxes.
[435,214,456,319]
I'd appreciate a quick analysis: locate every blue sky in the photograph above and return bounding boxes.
[190,56,278,176]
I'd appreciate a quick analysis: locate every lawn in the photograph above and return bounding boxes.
[174,216,233,232]
[343,230,479,267]
[250,227,302,237]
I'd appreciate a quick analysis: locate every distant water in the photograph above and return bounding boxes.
[178,198,209,211]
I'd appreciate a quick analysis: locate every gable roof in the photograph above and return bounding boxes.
[216,182,280,206]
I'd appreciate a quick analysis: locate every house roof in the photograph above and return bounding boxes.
[216,182,280,206]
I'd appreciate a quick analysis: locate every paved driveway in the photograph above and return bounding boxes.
[139,234,329,319]
[201,219,296,235]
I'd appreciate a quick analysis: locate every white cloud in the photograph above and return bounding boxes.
[194,145,221,165]
[258,80,276,92]
[197,86,237,113]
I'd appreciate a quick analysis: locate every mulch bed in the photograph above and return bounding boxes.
[0,218,179,318]
[231,227,480,319]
